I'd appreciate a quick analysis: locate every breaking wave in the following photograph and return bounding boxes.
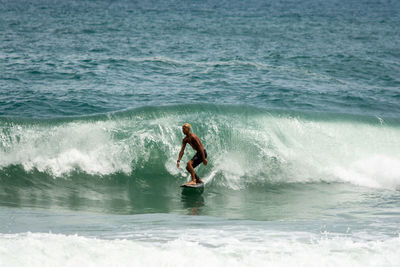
[0,104,399,190]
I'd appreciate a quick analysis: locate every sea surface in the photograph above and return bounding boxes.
[1,0,400,266]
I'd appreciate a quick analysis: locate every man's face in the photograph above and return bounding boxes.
[182,126,189,135]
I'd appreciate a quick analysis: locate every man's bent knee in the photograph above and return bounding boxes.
[186,161,193,170]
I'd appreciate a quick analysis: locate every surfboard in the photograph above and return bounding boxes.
[180,182,204,188]
[180,182,204,195]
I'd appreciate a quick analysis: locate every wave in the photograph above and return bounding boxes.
[0,104,399,191]
[2,231,400,267]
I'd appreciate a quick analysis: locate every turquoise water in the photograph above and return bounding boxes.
[1,0,400,266]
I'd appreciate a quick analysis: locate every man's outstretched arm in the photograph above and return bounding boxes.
[177,140,186,168]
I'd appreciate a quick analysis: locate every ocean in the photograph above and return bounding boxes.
[0,0,400,266]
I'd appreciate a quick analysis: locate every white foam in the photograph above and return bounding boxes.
[333,155,400,189]
[252,116,400,187]
[1,232,399,267]
[0,121,132,176]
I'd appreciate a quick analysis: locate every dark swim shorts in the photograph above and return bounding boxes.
[191,149,207,168]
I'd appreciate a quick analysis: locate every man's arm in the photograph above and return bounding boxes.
[177,139,187,168]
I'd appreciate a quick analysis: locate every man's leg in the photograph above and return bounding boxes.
[195,174,203,184]
[185,160,197,185]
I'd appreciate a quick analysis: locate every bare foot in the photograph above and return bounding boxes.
[195,174,203,184]
[185,180,196,186]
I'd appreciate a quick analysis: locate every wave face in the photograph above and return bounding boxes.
[1,104,399,192]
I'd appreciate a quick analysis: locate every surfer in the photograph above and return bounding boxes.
[177,123,208,185]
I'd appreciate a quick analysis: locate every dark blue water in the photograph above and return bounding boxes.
[1,1,400,266]
[1,0,399,118]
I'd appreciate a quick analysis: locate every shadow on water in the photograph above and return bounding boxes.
[180,188,205,216]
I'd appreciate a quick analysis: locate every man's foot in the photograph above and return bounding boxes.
[185,180,197,186]
[195,174,203,184]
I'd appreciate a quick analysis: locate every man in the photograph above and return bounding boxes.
[177,123,208,185]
